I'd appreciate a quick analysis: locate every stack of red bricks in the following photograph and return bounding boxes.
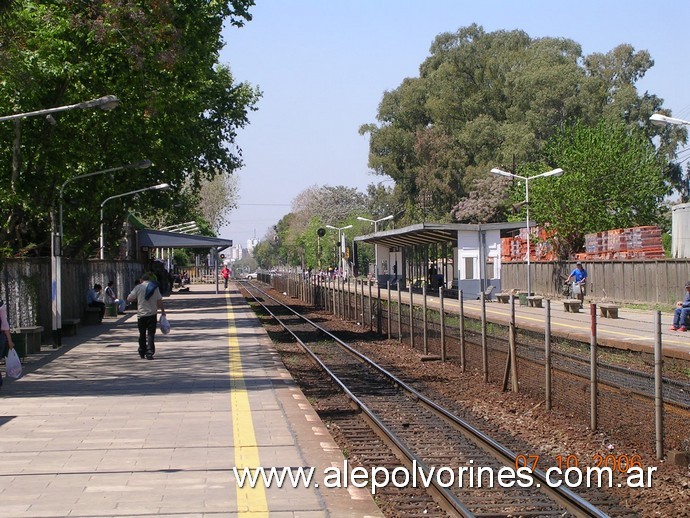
[583,226,665,260]
[501,227,557,263]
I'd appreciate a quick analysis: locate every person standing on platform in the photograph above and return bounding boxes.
[127,273,166,360]
[221,265,230,289]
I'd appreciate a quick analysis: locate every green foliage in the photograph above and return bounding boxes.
[363,24,681,226]
[526,120,666,258]
[0,1,259,257]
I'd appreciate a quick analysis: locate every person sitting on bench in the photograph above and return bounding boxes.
[86,283,106,322]
[671,281,690,331]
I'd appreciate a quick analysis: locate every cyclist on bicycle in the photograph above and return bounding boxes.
[566,261,587,308]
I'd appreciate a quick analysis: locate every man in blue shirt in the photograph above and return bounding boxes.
[566,261,587,308]
[671,281,690,331]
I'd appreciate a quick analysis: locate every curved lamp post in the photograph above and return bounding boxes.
[0,95,120,347]
[325,224,353,275]
[357,215,393,280]
[490,167,564,296]
[100,183,170,259]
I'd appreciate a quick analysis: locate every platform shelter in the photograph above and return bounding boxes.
[354,221,524,295]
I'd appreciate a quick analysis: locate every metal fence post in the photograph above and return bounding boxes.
[439,287,446,361]
[397,284,402,342]
[545,298,552,411]
[387,281,391,338]
[409,284,415,350]
[422,283,428,355]
[654,310,664,461]
[459,290,465,372]
[590,303,598,431]
[481,291,488,383]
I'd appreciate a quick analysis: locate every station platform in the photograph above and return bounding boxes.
[0,285,383,517]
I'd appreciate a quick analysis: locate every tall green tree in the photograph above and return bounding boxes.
[0,1,259,257]
[362,24,679,225]
[526,120,666,258]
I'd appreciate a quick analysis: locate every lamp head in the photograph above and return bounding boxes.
[490,168,515,178]
[80,95,120,111]
[649,113,690,127]
[130,159,152,170]
[357,216,371,223]
[152,183,170,190]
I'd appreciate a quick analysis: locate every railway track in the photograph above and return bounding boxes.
[242,282,633,517]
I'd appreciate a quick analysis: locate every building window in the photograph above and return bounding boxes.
[486,261,494,279]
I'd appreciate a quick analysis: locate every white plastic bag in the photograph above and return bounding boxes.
[5,348,22,379]
[160,314,171,335]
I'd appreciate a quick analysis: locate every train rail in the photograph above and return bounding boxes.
[242,282,627,517]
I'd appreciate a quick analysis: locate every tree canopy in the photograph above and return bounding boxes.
[0,0,259,258]
[361,24,681,230]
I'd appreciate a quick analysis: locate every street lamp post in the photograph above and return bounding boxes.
[0,95,120,347]
[100,183,171,259]
[490,167,564,296]
[55,159,151,348]
[325,224,353,276]
[357,215,393,281]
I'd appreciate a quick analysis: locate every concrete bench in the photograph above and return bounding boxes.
[18,326,43,354]
[527,296,543,308]
[62,318,80,336]
[496,293,511,303]
[599,303,619,319]
[84,307,102,325]
[104,304,118,318]
[563,299,581,313]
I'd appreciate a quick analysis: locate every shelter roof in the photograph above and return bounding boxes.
[137,229,233,249]
[353,222,525,249]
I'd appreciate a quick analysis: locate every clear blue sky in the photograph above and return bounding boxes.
[218,0,690,248]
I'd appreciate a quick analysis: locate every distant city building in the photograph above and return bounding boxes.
[246,238,258,255]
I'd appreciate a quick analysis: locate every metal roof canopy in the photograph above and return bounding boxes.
[137,229,233,249]
[354,221,525,248]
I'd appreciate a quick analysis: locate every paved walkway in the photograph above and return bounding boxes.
[0,285,382,517]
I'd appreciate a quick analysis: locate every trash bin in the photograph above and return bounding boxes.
[518,292,528,306]
[105,304,118,318]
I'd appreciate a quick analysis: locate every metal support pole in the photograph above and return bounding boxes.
[354,278,359,324]
[654,311,664,461]
[590,303,598,431]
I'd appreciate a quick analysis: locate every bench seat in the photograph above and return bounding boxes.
[599,303,619,319]
[62,318,80,336]
[496,293,511,303]
[18,326,43,354]
[563,299,582,313]
[84,306,102,325]
[526,296,543,308]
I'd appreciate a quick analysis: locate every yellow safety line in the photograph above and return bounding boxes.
[227,292,269,516]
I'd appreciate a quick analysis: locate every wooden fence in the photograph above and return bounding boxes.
[501,259,690,305]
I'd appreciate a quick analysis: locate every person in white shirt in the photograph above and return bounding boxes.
[127,273,166,360]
